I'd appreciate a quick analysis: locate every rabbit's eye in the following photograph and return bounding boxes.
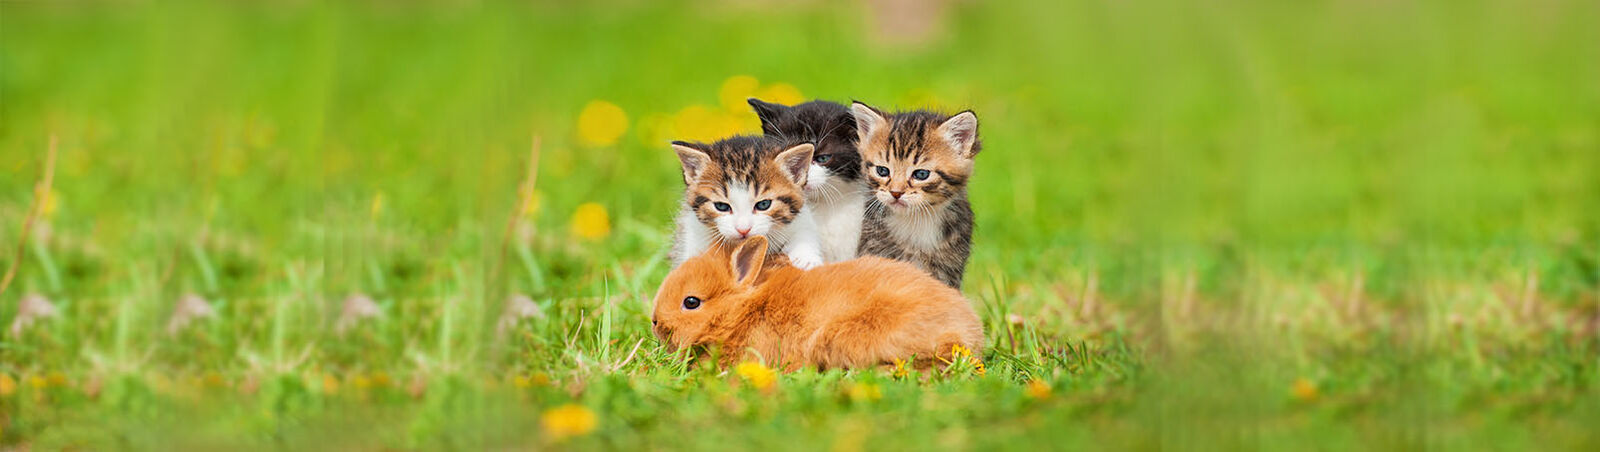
[682,296,702,310]
[713,202,731,212]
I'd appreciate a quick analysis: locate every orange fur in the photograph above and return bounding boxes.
[650,236,985,371]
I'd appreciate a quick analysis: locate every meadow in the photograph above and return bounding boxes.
[2,0,1598,449]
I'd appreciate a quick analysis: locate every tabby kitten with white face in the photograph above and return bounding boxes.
[669,136,825,270]
[851,101,980,288]
[747,98,865,263]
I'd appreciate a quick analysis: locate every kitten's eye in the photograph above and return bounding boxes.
[912,169,931,180]
[682,296,701,310]
[875,166,890,177]
[713,202,731,212]
[814,154,832,164]
[755,200,772,211]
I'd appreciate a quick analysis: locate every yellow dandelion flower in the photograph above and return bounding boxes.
[29,376,47,389]
[542,403,598,440]
[576,100,629,147]
[891,359,910,379]
[321,374,340,394]
[735,361,777,391]
[756,82,805,106]
[974,361,987,376]
[0,374,16,397]
[719,75,762,111]
[1291,377,1319,402]
[847,382,882,402]
[950,344,971,359]
[570,202,612,240]
[352,375,372,390]
[1024,379,1052,400]
[372,372,393,387]
[514,375,532,388]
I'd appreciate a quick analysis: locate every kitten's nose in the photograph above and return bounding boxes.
[890,191,905,200]
[736,226,751,237]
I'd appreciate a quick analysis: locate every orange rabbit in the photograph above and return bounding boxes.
[650,235,985,371]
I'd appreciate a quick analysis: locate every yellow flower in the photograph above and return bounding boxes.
[576,100,629,147]
[541,403,598,440]
[352,375,372,390]
[950,344,971,359]
[1024,379,1052,400]
[973,361,986,376]
[719,75,762,111]
[1291,377,1319,402]
[891,359,910,379]
[0,374,16,396]
[755,82,805,106]
[570,202,612,240]
[847,382,882,402]
[29,376,47,389]
[371,372,393,387]
[46,372,68,388]
[322,374,340,394]
[735,361,777,391]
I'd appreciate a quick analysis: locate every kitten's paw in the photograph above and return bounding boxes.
[788,251,824,270]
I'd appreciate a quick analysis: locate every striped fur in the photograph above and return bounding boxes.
[850,102,981,288]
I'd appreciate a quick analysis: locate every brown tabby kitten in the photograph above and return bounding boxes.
[850,102,980,288]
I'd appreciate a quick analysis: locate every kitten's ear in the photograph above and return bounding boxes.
[670,141,712,185]
[938,111,980,158]
[729,236,769,286]
[774,143,815,186]
[747,98,788,134]
[850,101,887,144]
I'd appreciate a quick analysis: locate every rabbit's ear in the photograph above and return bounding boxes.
[729,236,769,286]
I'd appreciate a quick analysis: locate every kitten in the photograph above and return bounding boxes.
[850,102,980,289]
[747,98,866,263]
[669,135,825,270]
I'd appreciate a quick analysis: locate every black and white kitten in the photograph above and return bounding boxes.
[747,98,866,263]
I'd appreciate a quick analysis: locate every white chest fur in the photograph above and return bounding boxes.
[883,207,945,253]
[811,189,866,262]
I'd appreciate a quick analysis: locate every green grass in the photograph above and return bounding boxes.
[2,0,1598,449]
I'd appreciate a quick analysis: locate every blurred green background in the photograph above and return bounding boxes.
[2,0,1597,449]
